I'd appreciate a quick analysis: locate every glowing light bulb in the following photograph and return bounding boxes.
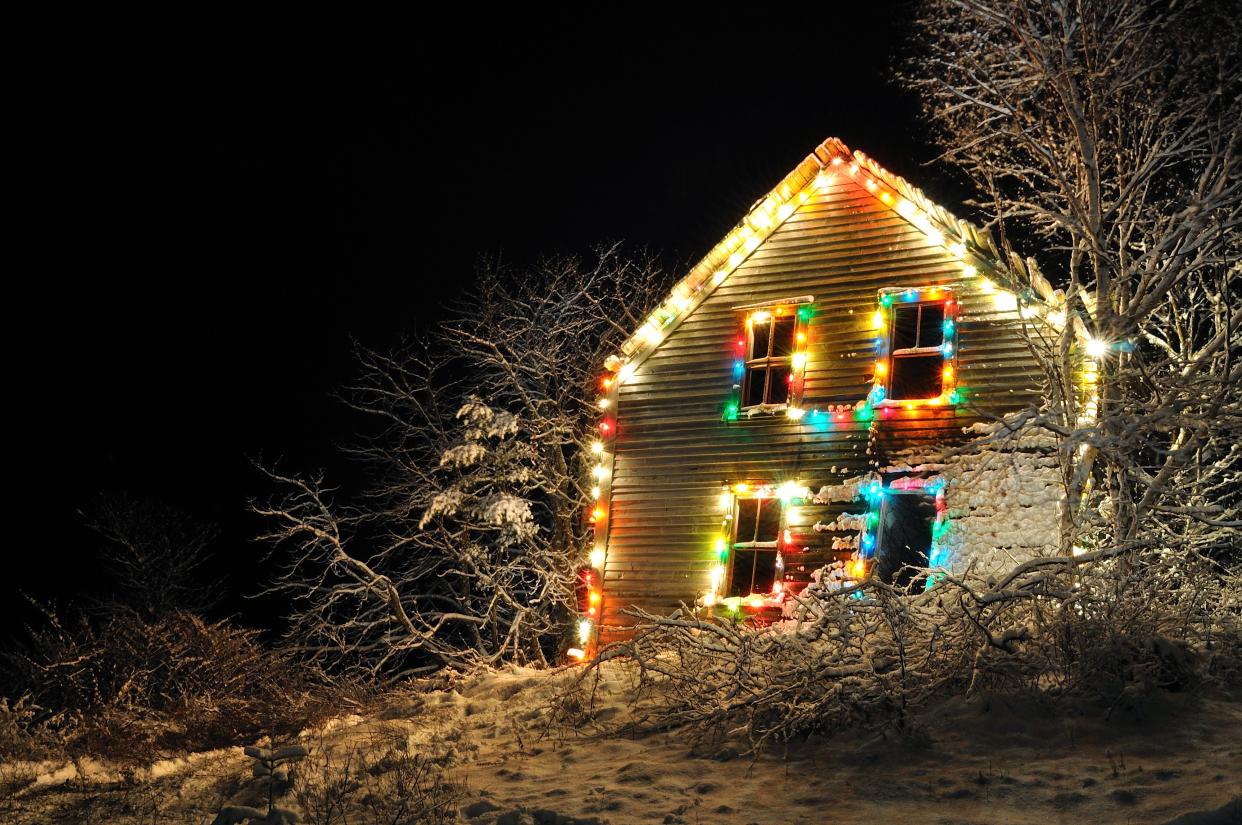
[592,465,607,480]
[980,278,995,293]
[618,362,636,383]
[1048,310,1066,328]
[777,202,794,221]
[702,592,717,607]
[589,547,605,568]
[598,398,610,410]
[963,264,978,278]
[943,365,954,381]
[1085,337,1108,358]
[875,361,888,377]
[872,309,885,330]
[735,482,750,493]
[590,507,605,522]
[776,481,805,501]
[880,191,892,204]
[567,647,586,661]
[578,619,593,644]
[949,242,966,259]
[865,179,877,191]
[590,485,601,499]
[750,310,771,323]
[719,491,732,512]
[791,352,807,370]
[994,291,1018,311]
[642,323,663,345]
[590,442,604,455]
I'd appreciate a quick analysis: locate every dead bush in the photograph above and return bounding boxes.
[2,609,341,760]
[292,727,463,825]
[0,694,64,762]
[595,547,1240,752]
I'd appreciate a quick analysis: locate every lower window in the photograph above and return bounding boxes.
[727,496,783,596]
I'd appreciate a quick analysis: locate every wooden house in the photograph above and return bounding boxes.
[576,137,1077,650]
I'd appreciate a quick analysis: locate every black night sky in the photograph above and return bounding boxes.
[10,4,946,630]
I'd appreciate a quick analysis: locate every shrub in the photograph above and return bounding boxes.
[597,546,1241,752]
[2,609,340,760]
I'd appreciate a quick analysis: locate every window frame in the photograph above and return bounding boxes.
[725,493,784,597]
[874,288,958,406]
[736,305,807,413]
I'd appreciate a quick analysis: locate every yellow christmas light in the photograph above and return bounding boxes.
[589,547,605,567]
[590,442,604,455]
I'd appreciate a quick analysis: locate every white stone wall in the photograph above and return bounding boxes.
[891,422,1064,582]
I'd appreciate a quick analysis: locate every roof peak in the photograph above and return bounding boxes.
[607,136,1053,370]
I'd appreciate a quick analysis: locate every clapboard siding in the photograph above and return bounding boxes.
[599,176,1043,634]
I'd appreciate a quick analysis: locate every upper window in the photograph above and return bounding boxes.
[874,289,957,405]
[727,496,783,597]
[742,310,796,408]
[889,302,945,400]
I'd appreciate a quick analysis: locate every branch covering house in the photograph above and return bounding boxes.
[575,137,1088,653]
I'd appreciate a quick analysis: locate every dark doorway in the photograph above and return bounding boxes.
[877,493,935,587]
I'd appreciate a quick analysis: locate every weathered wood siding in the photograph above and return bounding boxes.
[600,175,1044,635]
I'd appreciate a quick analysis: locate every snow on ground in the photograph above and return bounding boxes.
[6,663,1241,824]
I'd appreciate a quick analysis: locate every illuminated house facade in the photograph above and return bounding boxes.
[580,137,1073,646]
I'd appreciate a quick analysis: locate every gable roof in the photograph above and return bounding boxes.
[605,136,1061,380]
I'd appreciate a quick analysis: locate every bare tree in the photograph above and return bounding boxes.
[82,493,220,618]
[255,248,670,677]
[902,0,1241,562]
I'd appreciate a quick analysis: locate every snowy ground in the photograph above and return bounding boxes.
[7,663,1240,824]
